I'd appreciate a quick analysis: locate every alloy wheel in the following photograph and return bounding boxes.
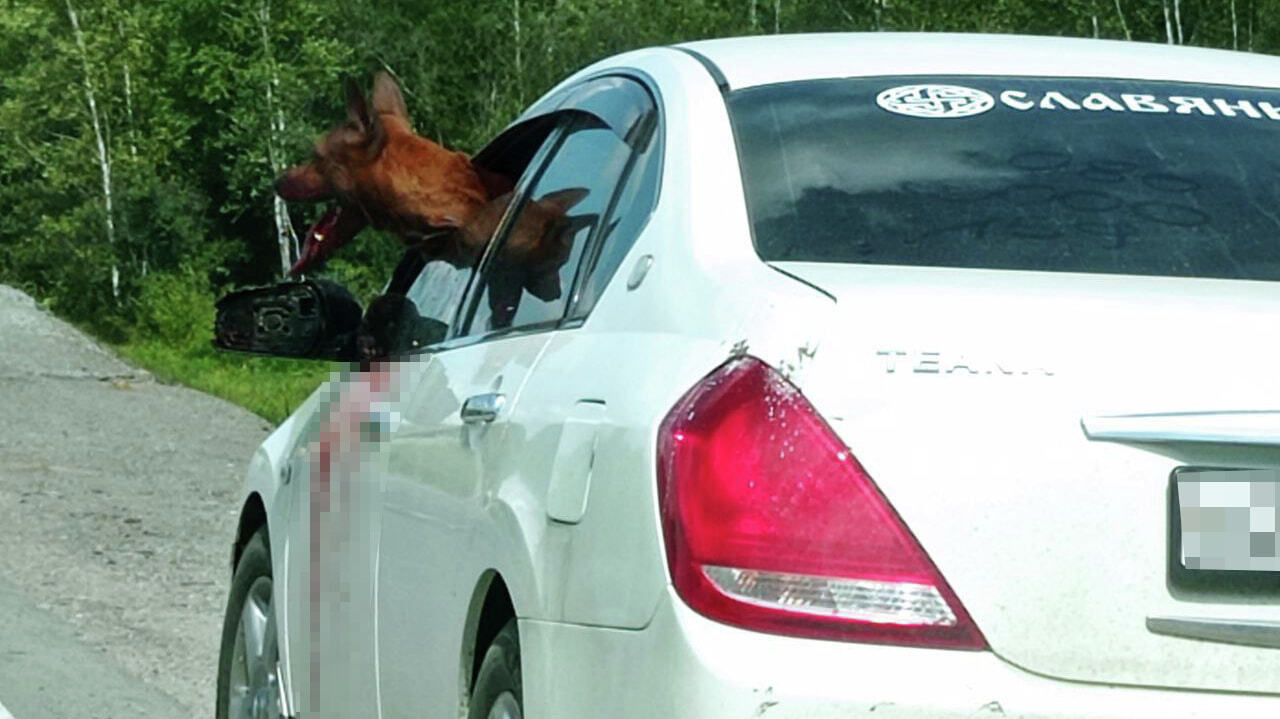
[225,576,282,719]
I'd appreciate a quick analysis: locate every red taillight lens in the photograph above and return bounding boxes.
[657,356,986,649]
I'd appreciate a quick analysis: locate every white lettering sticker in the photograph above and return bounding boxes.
[1213,98,1262,118]
[1121,94,1170,113]
[1081,92,1126,112]
[1000,90,1034,111]
[1039,91,1081,110]
[1169,96,1217,115]
[878,85,1280,122]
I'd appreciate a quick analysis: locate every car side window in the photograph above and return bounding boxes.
[404,260,470,326]
[385,119,562,347]
[462,114,635,335]
[566,114,659,322]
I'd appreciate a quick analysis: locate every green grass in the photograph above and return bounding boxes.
[115,340,336,425]
[100,269,343,426]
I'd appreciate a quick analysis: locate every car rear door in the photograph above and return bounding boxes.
[374,76,659,717]
[498,79,667,628]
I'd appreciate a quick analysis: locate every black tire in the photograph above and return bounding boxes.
[215,527,278,719]
[469,619,523,719]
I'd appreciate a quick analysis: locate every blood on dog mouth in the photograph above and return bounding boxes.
[289,204,362,276]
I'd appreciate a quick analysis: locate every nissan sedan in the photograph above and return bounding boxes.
[217,32,1280,719]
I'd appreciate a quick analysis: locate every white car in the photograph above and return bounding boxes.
[215,32,1280,719]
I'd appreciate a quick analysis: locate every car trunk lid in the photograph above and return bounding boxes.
[775,261,1280,694]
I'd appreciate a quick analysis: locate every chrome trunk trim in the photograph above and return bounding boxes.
[1146,616,1280,649]
[1081,411,1280,446]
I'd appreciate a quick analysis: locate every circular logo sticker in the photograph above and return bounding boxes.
[876,84,995,119]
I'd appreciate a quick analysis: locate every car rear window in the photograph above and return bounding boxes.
[728,76,1280,281]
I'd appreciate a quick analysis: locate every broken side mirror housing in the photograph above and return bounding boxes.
[213,279,362,361]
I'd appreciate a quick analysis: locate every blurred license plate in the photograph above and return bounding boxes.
[1176,469,1280,572]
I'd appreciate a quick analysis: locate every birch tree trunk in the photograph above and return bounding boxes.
[1113,0,1132,41]
[1231,0,1240,50]
[1173,0,1183,44]
[1162,0,1174,44]
[118,12,143,277]
[122,64,137,160]
[513,0,523,104]
[122,60,145,277]
[116,16,138,162]
[874,0,884,31]
[66,0,119,299]
[1248,0,1254,51]
[257,0,299,277]
[774,0,781,33]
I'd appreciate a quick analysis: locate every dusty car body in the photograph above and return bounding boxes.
[218,32,1280,719]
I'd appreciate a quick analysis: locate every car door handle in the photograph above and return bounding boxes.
[461,393,506,424]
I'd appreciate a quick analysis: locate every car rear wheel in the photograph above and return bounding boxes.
[469,619,522,719]
[216,527,284,719]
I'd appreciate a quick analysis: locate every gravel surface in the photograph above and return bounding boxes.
[0,285,274,717]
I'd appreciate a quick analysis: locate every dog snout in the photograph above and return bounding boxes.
[274,164,330,202]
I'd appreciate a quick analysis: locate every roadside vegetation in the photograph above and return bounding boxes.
[111,269,333,423]
[1,0,1274,423]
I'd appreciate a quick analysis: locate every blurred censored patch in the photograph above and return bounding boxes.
[1178,469,1280,572]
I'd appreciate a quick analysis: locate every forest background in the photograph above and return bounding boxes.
[0,0,1271,421]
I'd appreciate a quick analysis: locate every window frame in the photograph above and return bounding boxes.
[443,72,663,347]
[562,103,660,326]
[382,111,569,360]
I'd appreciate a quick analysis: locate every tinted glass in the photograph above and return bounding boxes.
[383,120,563,345]
[729,76,1280,280]
[560,76,654,139]
[466,115,634,334]
[569,122,659,319]
[405,259,469,326]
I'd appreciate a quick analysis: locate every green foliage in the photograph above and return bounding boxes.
[133,269,215,347]
[120,268,334,424]
[2,0,1278,421]
[321,233,405,305]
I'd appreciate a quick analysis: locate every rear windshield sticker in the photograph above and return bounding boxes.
[875,84,995,118]
[877,83,1280,120]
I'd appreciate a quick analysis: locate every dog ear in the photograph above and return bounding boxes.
[557,213,597,240]
[344,76,372,132]
[371,71,410,123]
[367,112,387,157]
[536,187,590,214]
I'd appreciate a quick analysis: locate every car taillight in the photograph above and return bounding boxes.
[657,356,986,649]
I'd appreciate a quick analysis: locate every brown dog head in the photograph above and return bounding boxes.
[275,72,503,275]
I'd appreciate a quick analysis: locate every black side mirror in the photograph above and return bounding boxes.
[214,279,362,361]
